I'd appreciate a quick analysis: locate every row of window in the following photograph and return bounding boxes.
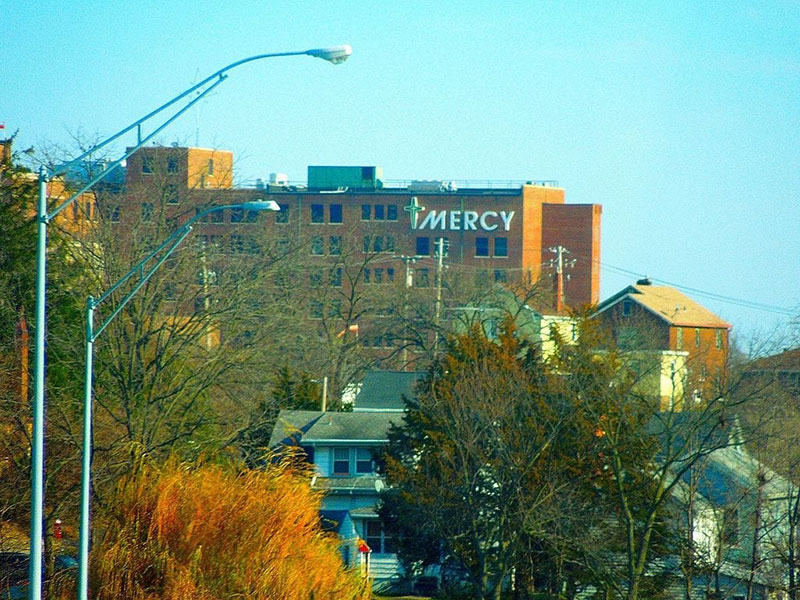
[141,156,213,175]
[414,236,507,258]
[332,447,373,475]
[675,327,725,351]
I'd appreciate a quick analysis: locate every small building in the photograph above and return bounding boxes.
[595,280,731,403]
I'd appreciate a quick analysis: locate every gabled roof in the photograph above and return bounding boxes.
[747,347,800,373]
[597,284,730,329]
[268,409,403,447]
[354,370,422,411]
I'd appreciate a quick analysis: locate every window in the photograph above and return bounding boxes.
[311,204,324,223]
[373,236,384,252]
[364,269,370,284]
[141,202,154,222]
[374,204,385,221]
[330,267,342,287]
[356,448,372,473]
[434,237,449,257]
[374,268,383,284]
[329,204,343,223]
[622,300,633,317]
[165,184,178,204]
[716,329,723,350]
[276,204,289,223]
[109,205,120,223]
[676,328,683,350]
[311,236,324,255]
[230,207,243,223]
[363,236,371,253]
[494,237,508,257]
[209,235,222,250]
[386,236,395,253]
[141,156,153,174]
[167,157,179,173]
[310,269,322,286]
[365,521,395,554]
[722,508,739,545]
[71,202,79,222]
[387,204,398,221]
[361,204,371,221]
[416,237,430,256]
[387,268,395,283]
[475,237,489,257]
[210,209,224,223]
[416,268,430,287]
[207,158,214,175]
[695,328,701,348]
[329,236,341,255]
[230,234,244,254]
[494,269,507,283]
[195,207,208,222]
[246,209,259,223]
[310,300,323,319]
[333,448,349,475]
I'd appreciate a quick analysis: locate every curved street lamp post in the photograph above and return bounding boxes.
[78,201,279,600]
[29,45,351,600]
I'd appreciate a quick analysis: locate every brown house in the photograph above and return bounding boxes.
[595,280,731,400]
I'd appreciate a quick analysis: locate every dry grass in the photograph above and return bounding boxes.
[86,456,369,600]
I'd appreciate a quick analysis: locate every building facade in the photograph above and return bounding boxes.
[119,146,602,310]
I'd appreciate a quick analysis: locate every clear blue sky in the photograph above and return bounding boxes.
[5,1,799,347]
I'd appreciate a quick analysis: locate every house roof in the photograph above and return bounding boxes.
[747,347,800,373]
[268,410,403,447]
[597,284,730,329]
[354,370,422,411]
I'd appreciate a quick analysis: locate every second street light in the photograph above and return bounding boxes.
[77,200,280,600]
[28,44,350,600]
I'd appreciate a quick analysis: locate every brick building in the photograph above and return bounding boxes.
[119,146,602,310]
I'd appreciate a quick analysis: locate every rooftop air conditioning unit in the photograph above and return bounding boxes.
[270,172,289,186]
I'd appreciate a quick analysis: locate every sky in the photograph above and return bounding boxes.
[4,1,799,348]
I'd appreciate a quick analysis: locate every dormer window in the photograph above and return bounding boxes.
[333,447,349,475]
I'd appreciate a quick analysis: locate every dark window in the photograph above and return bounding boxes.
[416,237,430,256]
[329,236,341,255]
[311,236,324,255]
[141,203,154,222]
[310,269,322,286]
[386,236,395,253]
[141,156,153,174]
[416,268,430,287]
[230,207,243,223]
[387,204,398,221]
[330,267,342,287]
[210,209,224,223]
[356,448,372,474]
[494,269,507,283]
[333,447,349,475]
[311,204,324,223]
[387,268,395,283]
[209,235,222,250]
[207,158,214,175]
[361,204,371,221]
[374,268,383,284]
[622,300,633,316]
[165,184,179,204]
[434,237,449,257]
[109,205,120,223]
[276,204,289,223]
[167,157,179,173]
[230,234,244,254]
[373,236,384,252]
[364,269,370,284]
[195,207,208,223]
[695,328,701,348]
[475,237,489,257]
[676,328,684,350]
[374,204,385,220]
[246,209,259,223]
[310,300,323,319]
[365,521,394,554]
[329,204,343,223]
[494,237,508,257]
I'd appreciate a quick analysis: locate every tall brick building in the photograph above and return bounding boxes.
[119,146,602,310]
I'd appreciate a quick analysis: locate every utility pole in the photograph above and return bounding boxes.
[433,237,448,358]
[547,245,575,312]
[399,256,416,368]
[200,242,213,350]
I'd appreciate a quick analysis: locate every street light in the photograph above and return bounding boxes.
[29,45,350,600]
[77,200,279,600]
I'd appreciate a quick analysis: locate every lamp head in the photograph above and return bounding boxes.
[306,45,352,65]
[240,200,281,212]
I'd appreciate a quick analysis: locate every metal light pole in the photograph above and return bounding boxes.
[28,45,351,600]
[77,201,279,600]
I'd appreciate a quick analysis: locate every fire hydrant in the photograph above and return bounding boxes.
[54,518,63,539]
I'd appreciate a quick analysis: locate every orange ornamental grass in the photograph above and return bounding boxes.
[89,456,369,600]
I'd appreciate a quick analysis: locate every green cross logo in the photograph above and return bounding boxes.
[404,196,425,230]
